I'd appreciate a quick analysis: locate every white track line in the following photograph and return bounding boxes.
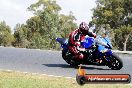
[0,69,75,79]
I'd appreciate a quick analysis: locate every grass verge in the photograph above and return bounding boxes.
[0,70,131,88]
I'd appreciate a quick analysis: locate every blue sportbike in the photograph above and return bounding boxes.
[56,36,123,70]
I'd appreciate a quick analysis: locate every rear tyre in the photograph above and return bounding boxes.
[107,53,123,70]
[62,50,80,68]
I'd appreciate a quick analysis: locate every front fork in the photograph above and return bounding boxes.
[101,50,113,65]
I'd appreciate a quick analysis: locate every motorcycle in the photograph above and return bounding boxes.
[56,35,123,70]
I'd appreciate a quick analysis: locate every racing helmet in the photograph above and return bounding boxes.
[79,22,89,34]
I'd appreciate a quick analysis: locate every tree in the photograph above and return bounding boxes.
[0,21,14,46]
[114,25,132,51]
[14,24,30,48]
[26,0,77,50]
[58,12,77,38]
[13,0,77,50]
[26,16,41,40]
[28,0,61,49]
[91,0,132,51]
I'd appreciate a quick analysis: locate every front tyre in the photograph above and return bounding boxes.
[107,53,123,70]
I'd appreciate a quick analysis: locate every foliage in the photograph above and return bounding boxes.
[0,21,15,46]
[13,0,77,50]
[114,25,132,50]
[1,0,132,51]
[91,0,132,50]
[13,24,30,48]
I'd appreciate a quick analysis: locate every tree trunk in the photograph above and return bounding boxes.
[123,33,130,51]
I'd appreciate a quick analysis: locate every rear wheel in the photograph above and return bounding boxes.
[62,50,80,67]
[107,53,123,70]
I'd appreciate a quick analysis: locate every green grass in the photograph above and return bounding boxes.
[0,70,131,88]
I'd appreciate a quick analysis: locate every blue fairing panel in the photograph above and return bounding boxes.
[98,45,106,52]
[56,38,66,45]
[82,37,94,49]
[97,37,112,52]
[56,38,68,49]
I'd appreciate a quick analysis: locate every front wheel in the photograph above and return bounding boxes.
[107,53,123,70]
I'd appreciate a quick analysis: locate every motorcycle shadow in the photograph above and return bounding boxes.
[42,64,111,70]
[42,64,73,68]
[81,66,110,70]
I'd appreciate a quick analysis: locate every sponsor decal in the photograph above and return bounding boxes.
[76,66,131,85]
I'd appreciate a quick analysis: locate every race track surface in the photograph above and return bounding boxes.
[0,47,132,80]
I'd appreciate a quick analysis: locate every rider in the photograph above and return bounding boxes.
[68,22,96,60]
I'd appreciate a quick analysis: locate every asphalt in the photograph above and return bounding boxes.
[0,47,132,80]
